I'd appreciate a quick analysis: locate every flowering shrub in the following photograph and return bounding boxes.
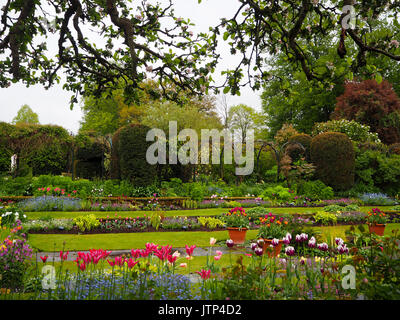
[222,207,250,229]
[257,213,289,239]
[0,236,33,290]
[312,119,380,143]
[0,208,27,227]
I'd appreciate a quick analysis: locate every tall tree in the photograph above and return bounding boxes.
[228,104,265,143]
[0,0,217,107]
[12,104,39,125]
[208,0,400,96]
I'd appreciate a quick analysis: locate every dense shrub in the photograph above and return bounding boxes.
[310,132,355,191]
[296,180,334,200]
[111,124,156,186]
[260,185,294,202]
[354,149,400,196]
[333,79,400,145]
[389,143,400,155]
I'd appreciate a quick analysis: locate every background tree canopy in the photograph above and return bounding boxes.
[2,0,400,105]
[12,104,39,125]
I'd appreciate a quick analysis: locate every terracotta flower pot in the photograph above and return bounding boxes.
[368,223,386,236]
[227,227,248,244]
[260,239,283,257]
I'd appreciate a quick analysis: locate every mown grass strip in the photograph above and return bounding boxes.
[27,223,400,252]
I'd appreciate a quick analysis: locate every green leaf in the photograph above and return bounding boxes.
[375,73,383,84]
[223,32,229,41]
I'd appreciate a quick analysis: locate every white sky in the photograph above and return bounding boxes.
[0,0,262,134]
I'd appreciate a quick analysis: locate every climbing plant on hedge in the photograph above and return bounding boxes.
[0,123,71,176]
[287,133,312,162]
[113,124,156,186]
[74,134,105,179]
[310,132,355,191]
[28,125,72,175]
[0,122,14,173]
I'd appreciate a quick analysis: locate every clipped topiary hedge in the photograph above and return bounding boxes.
[112,124,157,186]
[310,132,355,191]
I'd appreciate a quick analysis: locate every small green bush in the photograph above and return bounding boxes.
[314,211,337,226]
[197,217,225,229]
[73,214,100,232]
[297,180,334,200]
[260,185,294,202]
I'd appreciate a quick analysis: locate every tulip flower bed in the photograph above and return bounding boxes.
[2,225,400,300]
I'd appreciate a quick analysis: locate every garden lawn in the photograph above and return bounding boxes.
[27,223,400,252]
[24,206,395,220]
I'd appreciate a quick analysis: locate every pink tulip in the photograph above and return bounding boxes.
[167,254,177,264]
[126,258,138,269]
[185,244,196,257]
[214,255,221,261]
[196,269,211,280]
[79,262,86,271]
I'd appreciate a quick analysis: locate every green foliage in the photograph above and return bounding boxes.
[74,134,105,179]
[354,148,400,196]
[149,212,165,231]
[296,180,334,200]
[114,124,156,186]
[314,211,337,226]
[312,120,380,143]
[73,214,100,232]
[260,185,294,202]
[323,205,345,213]
[189,184,205,202]
[182,199,198,209]
[310,132,355,191]
[12,105,39,125]
[197,217,225,229]
[224,201,242,208]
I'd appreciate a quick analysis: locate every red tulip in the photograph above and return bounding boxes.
[40,255,48,263]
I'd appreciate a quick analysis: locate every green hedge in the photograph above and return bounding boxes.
[310,132,355,191]
[113,124,157,186]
